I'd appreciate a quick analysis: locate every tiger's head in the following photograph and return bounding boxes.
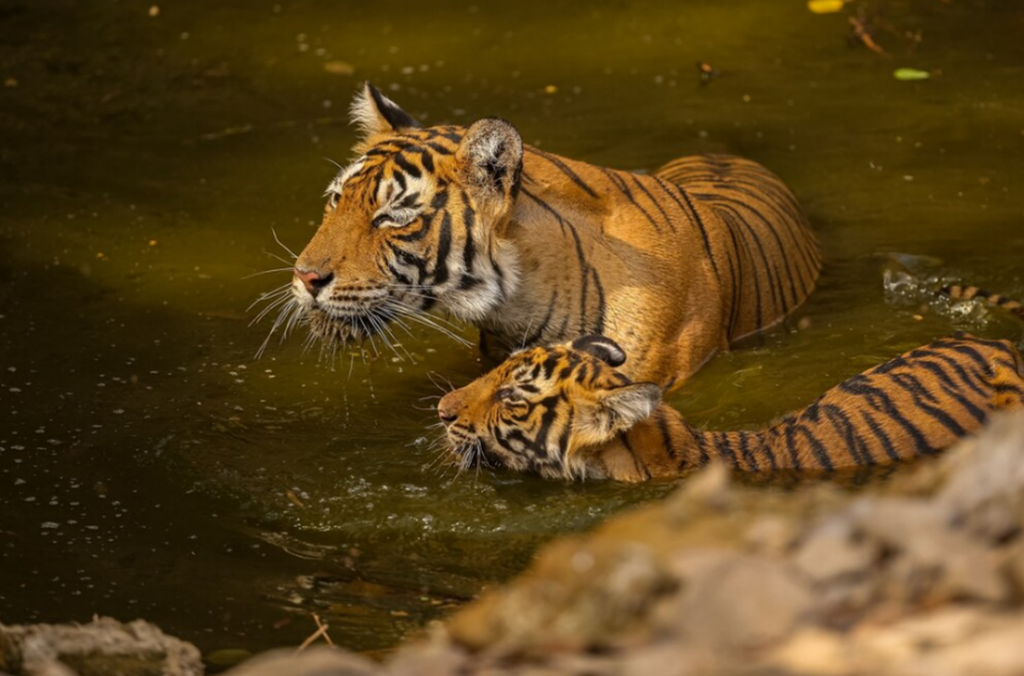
[437,335,663,479]
[292,82,523,347]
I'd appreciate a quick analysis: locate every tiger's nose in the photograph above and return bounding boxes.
[438,392,461,424]
[295,268,334,298]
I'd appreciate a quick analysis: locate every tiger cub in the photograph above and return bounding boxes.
[437,334,1024,481]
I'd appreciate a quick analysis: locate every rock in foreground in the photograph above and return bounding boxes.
[0,616,202,676]
[6,412,1024,676]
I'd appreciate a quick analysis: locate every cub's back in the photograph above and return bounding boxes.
[783,334,1024,467]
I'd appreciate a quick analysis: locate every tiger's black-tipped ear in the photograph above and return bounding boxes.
[456,118,524,217]
[571,335,627,367]
[350,82,420,137]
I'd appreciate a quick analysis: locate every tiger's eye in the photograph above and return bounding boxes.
[496,387,520,403]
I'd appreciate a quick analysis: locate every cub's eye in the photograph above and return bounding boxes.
[372,214,397,228]
[326,192,340,209]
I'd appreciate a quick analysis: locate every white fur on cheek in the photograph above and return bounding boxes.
[441,238,521,322]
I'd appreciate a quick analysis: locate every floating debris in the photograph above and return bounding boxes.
[807,0,846,14]
[894,67,930,81]
[323,61,355,76]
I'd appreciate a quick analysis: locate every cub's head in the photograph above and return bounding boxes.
[292,82,523,347]
[437,336,662,479]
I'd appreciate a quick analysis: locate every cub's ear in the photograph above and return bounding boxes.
[350,82,420,137]
[575,383,662,447]
[571,335,627,367]
[456,118,524,217]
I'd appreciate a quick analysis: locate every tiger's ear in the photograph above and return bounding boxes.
[571,335,627,367]
[574,383,662,446]
[350,82,420,137]
[456,118,524,220]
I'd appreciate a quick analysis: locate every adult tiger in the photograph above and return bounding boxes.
[289,83,820,389]
[435,333,1024,481]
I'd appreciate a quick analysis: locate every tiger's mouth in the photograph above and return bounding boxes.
[441,424,499,470]
[300,285,436,347]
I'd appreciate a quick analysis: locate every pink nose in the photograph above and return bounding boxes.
[295,268,333,297]
[438,392,461,424]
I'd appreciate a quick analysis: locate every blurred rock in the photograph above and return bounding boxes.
[10,412,1024,676]
[226,647,374,676]
[0,617,201,676]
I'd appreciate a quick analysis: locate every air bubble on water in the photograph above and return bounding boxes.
[41,522,59,529]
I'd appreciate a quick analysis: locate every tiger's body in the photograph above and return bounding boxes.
[290,83,820,389]
[437,334,1024,481]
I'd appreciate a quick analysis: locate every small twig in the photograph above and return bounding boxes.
[313,613,335,648]
[293,624,329,655]
[849,16,887,56]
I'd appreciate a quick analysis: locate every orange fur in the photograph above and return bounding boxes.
[438,333,1024,481]
[291,83,820,389]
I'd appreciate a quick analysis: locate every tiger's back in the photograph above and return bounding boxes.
[499,150,821,387]
[655,154,821,344]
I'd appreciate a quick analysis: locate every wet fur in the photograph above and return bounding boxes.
[438,333,1024,481]
[292,83,820,389]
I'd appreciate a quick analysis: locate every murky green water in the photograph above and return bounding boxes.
[2,0,1022,665]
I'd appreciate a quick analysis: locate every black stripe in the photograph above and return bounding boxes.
[838,377,936,456]
[461,204,476,272]
[722,223,745,338]
[737,432,760,472]
[782,424,802,470]
[389,243,429,284]
[910,358,987,423]
[702,197,793,314]
[601,169,662,233]
[386,261,413,286]
[590,268,606,335]
[653,177,719,281]
[521,289,558,347]
[431,211,453,285]
[913,350,989,399]
[822,404,873,466]
[391,152,422,179]
[794,424,834,471]
[656,409,678,465]
[857,410,901,463]
[718,208,768,331]
[526,148,600,198]
[631,175,677,232]
[890,372,967,440]
[712,432,740,468]
[681,177,818,292]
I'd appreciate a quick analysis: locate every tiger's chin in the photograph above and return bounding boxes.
[305,307,378,346]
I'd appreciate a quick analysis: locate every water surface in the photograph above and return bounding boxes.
[1,0,1022,663]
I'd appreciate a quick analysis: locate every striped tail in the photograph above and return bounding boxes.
[941,284,1024,321]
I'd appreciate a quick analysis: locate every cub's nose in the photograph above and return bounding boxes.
[437,392,461,424]
[294,268,334,298]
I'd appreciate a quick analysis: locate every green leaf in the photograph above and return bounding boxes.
[894,68,930,81]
